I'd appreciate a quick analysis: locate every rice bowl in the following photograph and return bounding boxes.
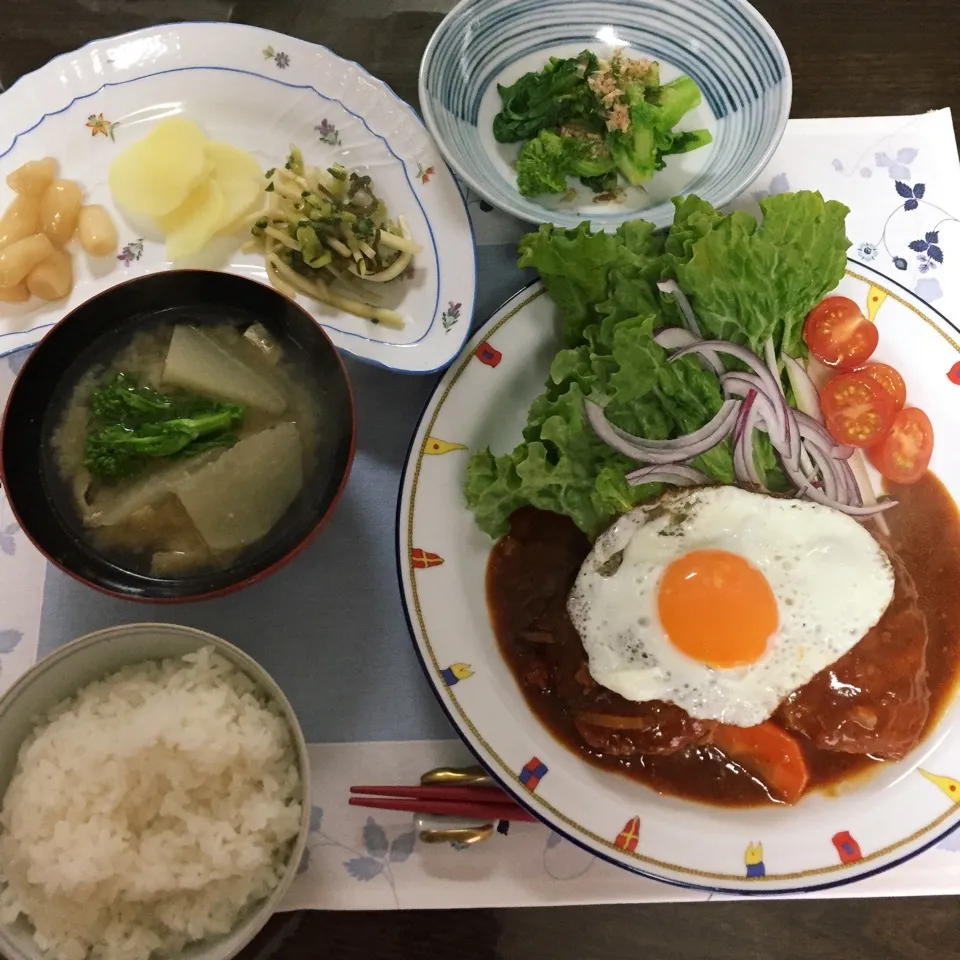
[0,625,310,960]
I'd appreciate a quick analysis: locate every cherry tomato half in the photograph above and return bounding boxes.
[868,407,934,485]
[821,371,896,448]
[856,361,907,411]
[804,297,879,370]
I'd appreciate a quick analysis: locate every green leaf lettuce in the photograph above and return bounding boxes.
[465,191,851,540]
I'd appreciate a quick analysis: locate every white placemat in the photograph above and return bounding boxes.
[1,108,958,908]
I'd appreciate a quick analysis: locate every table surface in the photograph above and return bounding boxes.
[3,0,960,957]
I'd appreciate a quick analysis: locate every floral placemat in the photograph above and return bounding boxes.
[1,109,959,907]
[285,738,960,909]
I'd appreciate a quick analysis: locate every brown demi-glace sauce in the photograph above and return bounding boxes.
[486,473,960,807]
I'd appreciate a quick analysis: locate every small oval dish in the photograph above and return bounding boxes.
[0,22,476,372]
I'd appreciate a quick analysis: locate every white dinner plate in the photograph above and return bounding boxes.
[398,262,960,893]
[0,22,476,373]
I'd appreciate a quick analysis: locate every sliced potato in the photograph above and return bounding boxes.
[205,141,262,182]
[215,177,261,233]
[108,117,207,218]
[158,179,224,261]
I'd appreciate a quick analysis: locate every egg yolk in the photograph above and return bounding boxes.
[657,549,778,668]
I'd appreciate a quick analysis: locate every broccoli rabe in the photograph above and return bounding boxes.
[493,51,601,143]
[607,76,712,186]
[495,49,713,196]
[83,373,246,482]
[515,130,617,198]
[90,373,218,427]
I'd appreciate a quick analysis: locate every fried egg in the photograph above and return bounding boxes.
[567,486,895,727]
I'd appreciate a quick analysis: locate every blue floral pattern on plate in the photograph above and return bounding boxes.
[853,174,958,303]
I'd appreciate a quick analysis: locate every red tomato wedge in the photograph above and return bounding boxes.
[712,722,810,804]
[821,371,896,448]
[868,407,934,485]
[857,361,907,411]
[804,297,879,370]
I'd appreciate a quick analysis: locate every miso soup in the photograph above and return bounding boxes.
[47,317,323,577]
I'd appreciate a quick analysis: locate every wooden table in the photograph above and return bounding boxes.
[2,1,959,957]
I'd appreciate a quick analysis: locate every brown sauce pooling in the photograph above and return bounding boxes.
[486,474,960,807]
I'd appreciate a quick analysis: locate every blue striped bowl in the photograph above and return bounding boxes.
[419,0,792,230]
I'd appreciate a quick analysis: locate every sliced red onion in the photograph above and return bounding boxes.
[654,328,724,375]
[721,368,865,507]
[584,398,739,464]
[783,354,823,421]
[782,456,898,516]
[626,464,712,487]
[610,398,739,452]
[594,331,899,518]
[764,337,782,392]
[657,280,701,336]
[794,410,853,460]
[835,458,862,507]
[672,342,793,458]
[731,389,751,446]
[721,373,788,451]
[800,438,841,502]
[733,391,764,487]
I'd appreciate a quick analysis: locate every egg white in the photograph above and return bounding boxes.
[567,486,896,727]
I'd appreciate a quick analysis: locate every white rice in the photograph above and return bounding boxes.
[0,647,302,960]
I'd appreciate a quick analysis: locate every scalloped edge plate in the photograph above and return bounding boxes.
[0,22,476,373]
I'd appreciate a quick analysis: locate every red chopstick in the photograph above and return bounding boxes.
[349,784,538,823]
[351,784,508,803]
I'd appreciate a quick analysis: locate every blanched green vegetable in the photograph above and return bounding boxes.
[493,52,602,143]
[515,131,617,197]
[607,76,711,186]
[90,373,212,427]
[495,48,712,196]
[84,375,245,482]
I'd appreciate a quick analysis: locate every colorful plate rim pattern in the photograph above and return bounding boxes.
[397,260,960,894]
[0,21,477,374]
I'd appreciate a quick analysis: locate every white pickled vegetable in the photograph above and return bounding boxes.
[242,323,283,365]
[162,325,287,414]
[151,549,213,577]
[83,452,220,527]
[173,422,304,552]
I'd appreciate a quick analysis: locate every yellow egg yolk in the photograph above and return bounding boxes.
[656,549,778,668]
